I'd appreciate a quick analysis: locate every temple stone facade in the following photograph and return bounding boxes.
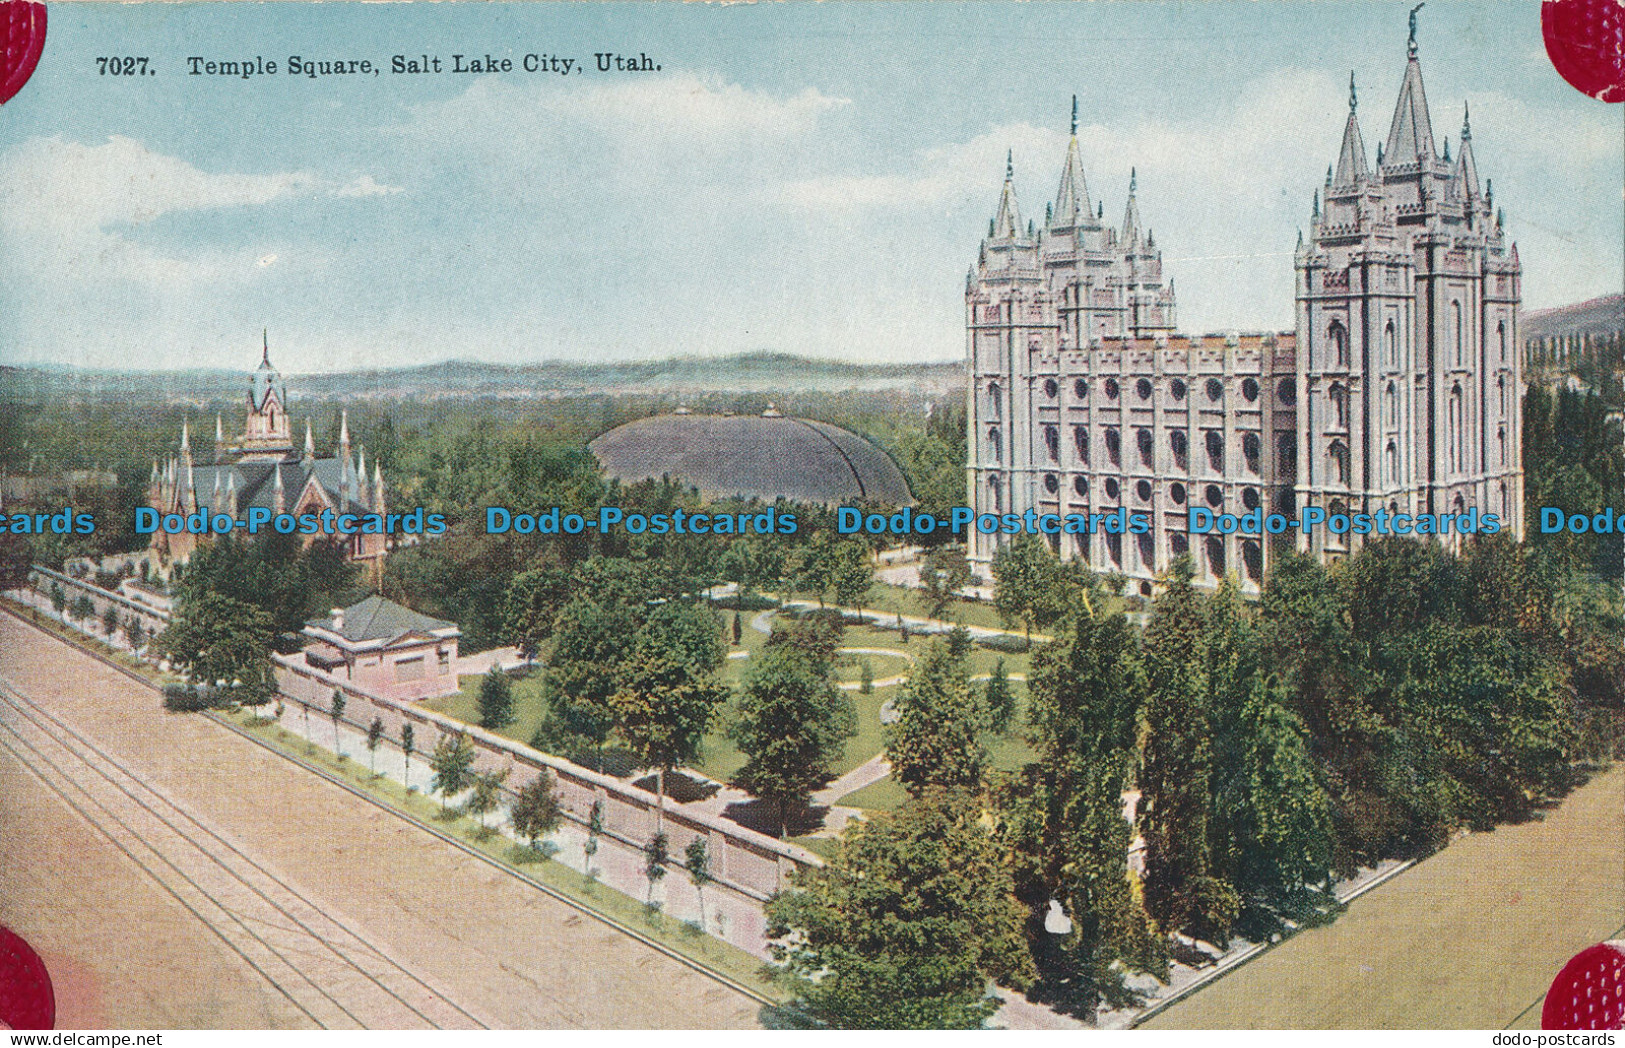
[967,23,1522,591]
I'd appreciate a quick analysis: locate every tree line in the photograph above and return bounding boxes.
[766,531,1621,1027]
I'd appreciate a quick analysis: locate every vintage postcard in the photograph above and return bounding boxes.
[0,0,1622,1035]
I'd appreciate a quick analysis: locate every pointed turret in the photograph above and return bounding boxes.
[1385,6,1436,163]
[372,462,386,514]
[226,472,238,518]
[1121,168,1141,246]
[214,415,226,463]
[273,465,286,515]
[302,420,316,468]
[1334,71,1369,185]
[1052,95,1092,228]
[991,150,1023,239]
[1455,102,1480,197]
[212,470,223,513]
[356,446,369,504]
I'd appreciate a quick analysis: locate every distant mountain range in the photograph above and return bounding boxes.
[5,294,1618,404]
[0,352,965,404]
[1522,294,1624,340]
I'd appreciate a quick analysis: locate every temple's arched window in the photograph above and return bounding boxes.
[1044,425,1060,463]
[1384,320,1398,368]
[1452,301,1464,368]
[1385,381,1398,427]
[1329,320,1348,369]
[1385,440,1399,485]
[987,381,1001,419]
[1205,430,1224,472]
[1327,440,1350,487]
[1329,383,1348,429]
[987,426,1002,461]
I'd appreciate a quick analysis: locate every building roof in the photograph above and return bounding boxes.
[589,412,914,507]
[304,595,459,647]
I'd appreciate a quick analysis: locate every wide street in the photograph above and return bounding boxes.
[0,613,762,1029]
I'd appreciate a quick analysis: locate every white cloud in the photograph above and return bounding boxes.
[0,135,400,290]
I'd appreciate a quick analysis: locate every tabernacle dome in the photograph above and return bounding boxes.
[589,410,914,507]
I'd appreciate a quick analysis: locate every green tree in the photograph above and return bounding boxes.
[767,788,1034,1029]
[478,666,515,729]
[123,615,146,652]
[732,611,743,646]
[1231,676,1334,905]
[731,643,856,837]
[102,604,121,637]
[583,799,604,877]
[545,596,637,769]
[991,536,1083,646]
[828,540,874,611]
[644,831,669,905]
[154,590,276,708]
[920,545,973,622]
[1009,608,1164,1016]
[685,838,713,926]
[511,772,563,855]
[886,641,987,797]
[366,717,384,776]
[401,723,416,789]
[49,581,65,617]
[982,659,1015,734]
[611,648,728,833]
[1139,558,1238,943]
[466,767,509,836]
[70,593,95,624]
[429,732,477,813]
[330,690,347,758]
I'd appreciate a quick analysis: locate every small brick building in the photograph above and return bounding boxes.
[302,595,461,701]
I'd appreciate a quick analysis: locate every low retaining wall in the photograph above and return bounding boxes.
[272,655,819,900]
[28,565,170,639]
[19,566,820,903]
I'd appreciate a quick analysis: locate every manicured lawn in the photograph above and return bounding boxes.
[431,610,1035,804]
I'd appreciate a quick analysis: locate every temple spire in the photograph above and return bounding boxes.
[1121,168,1141,246]
[1386,4,1435,161]
[1334,71,1369,185]
[1053,97,1092,228]
[991,150,1023,239]
[261,328,270,367]
[302,420,316,467]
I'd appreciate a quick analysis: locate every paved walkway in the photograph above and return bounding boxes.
[812,753,891,807]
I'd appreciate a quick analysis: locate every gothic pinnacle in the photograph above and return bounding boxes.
[1006,149,1013,179]
[262,328,269,366]
[1408,2,1424,56]
[1349,70,1357,111]
[1461,101,1471,140]
[1070,94,1078,136]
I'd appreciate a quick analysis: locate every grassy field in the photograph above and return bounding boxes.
[428,607,1037,808]
[1144,763,1625,1029]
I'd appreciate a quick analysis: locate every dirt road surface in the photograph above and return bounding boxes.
[0,614,761,1029]
[1146,762,1625,1029]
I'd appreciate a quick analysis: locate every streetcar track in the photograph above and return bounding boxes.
[0,603,777,1015]
[0,678,485,1030]
[0,676,486,1029]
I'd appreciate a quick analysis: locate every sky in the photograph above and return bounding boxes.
[0,1,1620,373]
